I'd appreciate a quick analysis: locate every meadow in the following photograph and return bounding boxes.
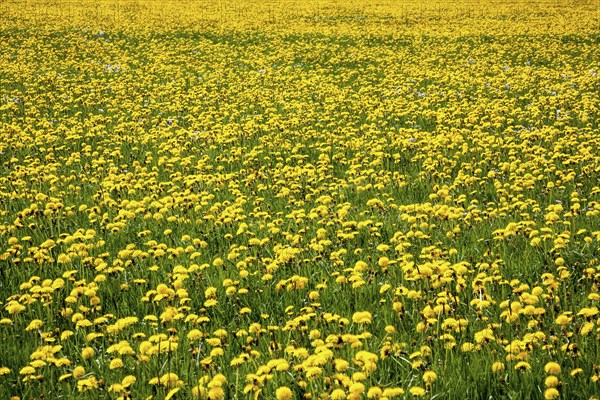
[1,0,600,399]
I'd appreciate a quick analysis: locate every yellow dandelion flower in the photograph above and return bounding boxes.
[165,387,180,400]
[59,373,72,381]
[77,376,99,392]
[352,311,372,324]
[554,314,572,326]
[230,357,245,367]
[109,383,124,393]
[349,382,365,394]
[515,362,531,371]
[570,368,583,376]
[212,374,227,385]
[187,329,203,340]
[213,258,224,267]
[474,328,495,344]
[81,347,95,360]
[73,366,85,378]
[334,359,350,372]
[276,386,293,400]
[409,386,426,396]
[117,375,135,388]
[213,329,228,338]
[30,360,46,369]
[204,299,218,307]
[545,376,560,388]
[461,343,475,352]
[544,388,560,399]
[544,362,561,375]
[208,385,225,400]
[20,366,36,375]
[492,362,505,373]
[367,386,383,398]
[382,387,405,397]
[192,385,206,398]
[423,370,437,384]
[25,319,43,331]
[109,358,124,369]
[5,301,26,314]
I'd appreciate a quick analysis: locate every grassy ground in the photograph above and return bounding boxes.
[1,1,600,399]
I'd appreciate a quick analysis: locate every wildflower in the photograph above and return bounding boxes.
[109,358,124,369]
[276,386,293,400]
[19,366,36,375]
[352,311,373,324]
[81,347,95,360]
[208,385,225,400]
[30,360,46,368]
[108,383,125,393]
[73,366,85,378]
[555,314,572,326]
[187,329,202,340]
[461,343,474,352]
[59,373,72,381]
[77,376,99,392]
[213,329,228,338]
[5,301,25,314]
[274,359,290,371]
[492,362,505,373]
[367,387,383,398]
[305,366,322,379]
[353,371,368,381]
[423,370,437,384]
[213,258,224,267]
[149,372,183,388]
[544,362,561,375]
[230,357,245,367]
[544,388,560,399]
[25,319,43,331]
[212,374,227,386]
[331,389,346,399]
[192,386,206,398]
[570,368,583,376]
[382,387,405,397]
[515,362,531,371]
[334,359,350,372]
[577,307,598,318]
[349,382,365,394]
[474,328,495,344]
[122,375,136,387]
[580,321,594,335]
[165,388,180,400]
[545,376,560,388]
[409,386,426,396]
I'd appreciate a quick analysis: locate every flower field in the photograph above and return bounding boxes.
[1,0,600,399]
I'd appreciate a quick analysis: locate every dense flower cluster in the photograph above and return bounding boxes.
[1,0,600,399]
